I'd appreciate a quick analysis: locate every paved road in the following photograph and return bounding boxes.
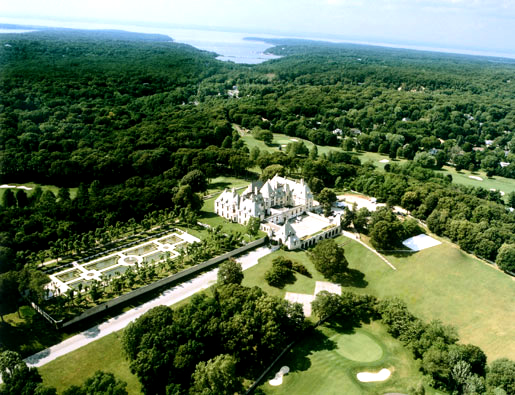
[25,246,276,368]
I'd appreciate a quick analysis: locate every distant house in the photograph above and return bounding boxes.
[227,85,239,98]
[500,162,511,168]
[332,128,343,136]
[350,128,362,136]
[485,140,494,146]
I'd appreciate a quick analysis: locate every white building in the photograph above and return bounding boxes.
[215,176,341,250]
[214,175,313,225]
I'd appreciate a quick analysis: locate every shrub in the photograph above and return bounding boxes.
[264,256,295,288]
[292,262,311,277]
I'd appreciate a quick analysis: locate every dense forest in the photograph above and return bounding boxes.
[1,26,515,395]
[1,29,514,281]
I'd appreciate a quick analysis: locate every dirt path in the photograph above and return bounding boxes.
[342,230,397,271]
[25,246,276,368]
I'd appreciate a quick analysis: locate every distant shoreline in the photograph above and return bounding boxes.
[2,18,514,61]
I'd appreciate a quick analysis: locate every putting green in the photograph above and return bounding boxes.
[332,331,383,362]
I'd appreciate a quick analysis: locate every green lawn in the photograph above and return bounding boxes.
[260,321,437,395]
[436,166,515,199]
[37,229,514,393]
[38,288,213,394]
[38,332,141,395]
[237,129,515,203]
[238,127,338,156]
[205,176,253,195]
[354,151,515,201]
[243,235,515,361]
[0,182,78,201]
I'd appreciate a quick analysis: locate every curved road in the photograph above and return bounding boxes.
[25,246,276,368]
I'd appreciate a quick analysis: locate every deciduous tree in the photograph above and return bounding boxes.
[308,239,348,281]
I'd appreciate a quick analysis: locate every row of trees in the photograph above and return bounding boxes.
[351,163,515,265]
[310,290,514,394]
[377,298,514,394]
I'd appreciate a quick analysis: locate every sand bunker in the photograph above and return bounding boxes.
[379,159,390,163]
[402,234,441,251]
[290,138,299,142]
[269,366,290,386]
[469,175,483,181]
[0,184,32,190]
[357,368,391,382]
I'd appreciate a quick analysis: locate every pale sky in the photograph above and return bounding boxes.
[2,0,515,55]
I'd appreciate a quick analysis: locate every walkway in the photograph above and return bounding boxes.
[342,230,397,271]
[25,246,276,368]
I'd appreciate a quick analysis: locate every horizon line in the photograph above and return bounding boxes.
[1,16,515,61]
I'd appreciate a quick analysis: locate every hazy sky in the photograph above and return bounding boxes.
[3,0,515,55]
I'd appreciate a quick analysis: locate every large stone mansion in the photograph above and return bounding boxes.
[215,175,341,249]
[215,175,313,224]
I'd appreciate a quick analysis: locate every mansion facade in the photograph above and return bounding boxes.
[214,175,314,225]
[215,176,341,250]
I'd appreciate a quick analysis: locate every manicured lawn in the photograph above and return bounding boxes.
[351,151,407,169]
[0,182,78,201]
[375,241,515,361]
[237,127,515,201]
[37,229,514,393]
[238,127,338,156]
[206,176,254,195]
[435,166,515,200]
[260,321,436,395]
[39,332,141,395]
[243,234,515,361]
[242,238,378,301]
[352,151,515,202]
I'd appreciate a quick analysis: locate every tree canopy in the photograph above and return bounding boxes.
[308,239,348,281]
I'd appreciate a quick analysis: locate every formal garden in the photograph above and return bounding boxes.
[36,221,251,322]
[46,229,199,298]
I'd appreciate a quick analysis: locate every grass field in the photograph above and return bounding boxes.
[205,175,252,195]
[260,321,437,394]
[243,234,515,361]
[237,127,515,203]
[238,127,338,156]
[0,182,78,201]
[37,230,513,393]
[38,332,141,395]
[38,288,213,394]
[355,151,515,201]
